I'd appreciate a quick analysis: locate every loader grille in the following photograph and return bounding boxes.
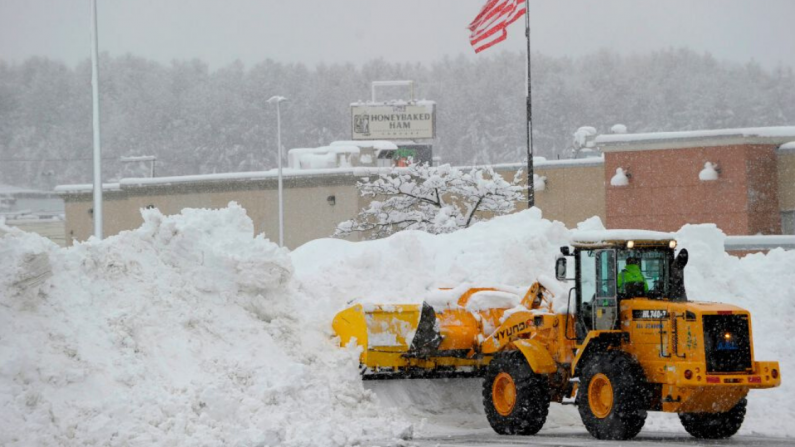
[703,314,752,373]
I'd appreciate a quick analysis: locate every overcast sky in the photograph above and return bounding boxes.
[1,0,794,69]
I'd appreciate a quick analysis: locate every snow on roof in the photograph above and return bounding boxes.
[117,169,360,188]
[596,126,795,151]
[287,145,360,169]
[492,156,604,171]
[349,99,436,107]
[571,229,676,244]
[53,183,121,193]
[55,158,599,194]
[724,235,795,251]
[0,184,48,195]
[119,155,156,162]
[780,141,795,151]
[330,140,398,150]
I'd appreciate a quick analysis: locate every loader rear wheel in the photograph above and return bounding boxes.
[679,397,746,439]
[577,351,650,440]
[482,351,549,435]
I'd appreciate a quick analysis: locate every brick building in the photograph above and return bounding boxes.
[596,127,795,235]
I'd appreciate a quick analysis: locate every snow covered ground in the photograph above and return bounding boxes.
[1,204,793,446]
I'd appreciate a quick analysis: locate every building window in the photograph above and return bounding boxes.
[782,211,795,235]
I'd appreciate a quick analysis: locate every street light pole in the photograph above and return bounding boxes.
[267,96,288,247]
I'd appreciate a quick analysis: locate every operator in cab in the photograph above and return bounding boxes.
[618,256,648,296]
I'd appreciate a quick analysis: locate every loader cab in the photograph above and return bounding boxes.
[563,234,686,342]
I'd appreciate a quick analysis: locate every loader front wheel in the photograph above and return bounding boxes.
[679,398,746,439]
[577,351,650,440]
[482,351,549,435]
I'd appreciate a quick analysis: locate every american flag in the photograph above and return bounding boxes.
[468,0,526,53]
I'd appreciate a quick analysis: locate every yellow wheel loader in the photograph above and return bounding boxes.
[332,231,781,440]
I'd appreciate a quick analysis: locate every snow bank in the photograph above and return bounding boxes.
[292,208,570,310]
[0,203,407,447]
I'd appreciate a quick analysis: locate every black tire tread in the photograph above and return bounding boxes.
[679,397,747,439]
[482,351,550,435]
[577,350,651,440]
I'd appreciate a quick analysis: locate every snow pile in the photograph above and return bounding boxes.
[611,123,628,134]
[294,208,570,310]
[464,291,520,311]
[0,203,408,447]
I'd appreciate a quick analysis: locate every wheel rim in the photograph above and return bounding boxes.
[588,373,614,419]
[492,372,517,416]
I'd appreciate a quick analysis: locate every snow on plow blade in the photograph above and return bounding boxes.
[333,303,420,374]
[333,302,481,379]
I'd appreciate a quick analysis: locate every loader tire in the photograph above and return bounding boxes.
[577,351,650,440]
[679,397,746,439]
[482,351,549,435]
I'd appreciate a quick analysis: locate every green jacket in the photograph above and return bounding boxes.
[618,264,648,292]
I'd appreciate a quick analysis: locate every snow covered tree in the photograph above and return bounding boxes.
[334,163,525,239]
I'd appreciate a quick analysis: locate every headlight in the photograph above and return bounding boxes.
[669,240,677,249]
[627,240,635,249]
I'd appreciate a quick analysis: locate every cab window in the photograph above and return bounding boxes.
[579,250,596,309]
[617,249,670,298]
[595,250,616,298]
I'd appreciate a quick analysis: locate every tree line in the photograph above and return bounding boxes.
[1,48,793,190]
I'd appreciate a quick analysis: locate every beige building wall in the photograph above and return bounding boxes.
[61,191,129,244]
[60,164,608,249]
[779,151,795,212]
[60,175,363,249]
[535,161,606,228]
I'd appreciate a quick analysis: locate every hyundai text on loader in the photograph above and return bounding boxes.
[332,230,781,440]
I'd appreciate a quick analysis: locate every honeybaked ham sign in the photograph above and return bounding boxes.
[351,102,436,140]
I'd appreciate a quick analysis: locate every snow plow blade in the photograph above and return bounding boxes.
[332,303,488,379]
[333,303,419,374]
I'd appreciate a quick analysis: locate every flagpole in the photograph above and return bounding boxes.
[90,0,103,238]
[525,0,534,209]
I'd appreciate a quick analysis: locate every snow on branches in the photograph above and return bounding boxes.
[334,163,525,239]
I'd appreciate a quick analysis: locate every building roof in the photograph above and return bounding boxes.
[0,184,55,197]
[595,126,795,152]
[571,229,676,245]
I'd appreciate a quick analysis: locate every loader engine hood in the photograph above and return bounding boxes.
[624,298,755,374]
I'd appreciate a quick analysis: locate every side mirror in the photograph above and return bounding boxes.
[560,246,571,256]
[674,249,689,269]
[556,257,567,281]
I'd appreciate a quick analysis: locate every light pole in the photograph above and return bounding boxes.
[267,95,287,247]
[90,0,103,238]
